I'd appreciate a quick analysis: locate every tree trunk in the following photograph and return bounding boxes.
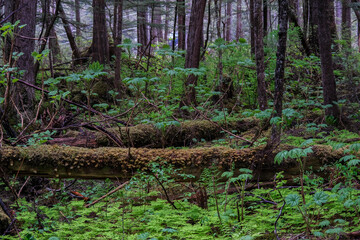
[309,0,319,54]
[342,0,351,48]
[164,0,170,42]
[153,0,163,43]
[254,0,267,110]
[137,1,148,55]
[215,0,222,39]
[75,0,81,39]
[177,0,186,50]
[270,0,288,146]
[263,0,267,37]
[183,0,207,106]
[317,0,340,119]
[58,3,81,62]
[14,0,37,110]
[114,0,123,93]
[236,0,243,40]
[225,1,232,41]
[43,0,61,66]
[249,0,255,55]
[92,0,109,64]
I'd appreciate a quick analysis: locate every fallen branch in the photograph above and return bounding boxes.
[85,181,129,208]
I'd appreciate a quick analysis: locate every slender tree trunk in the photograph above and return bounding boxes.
[75,0,81,39]
[114,0,123,93]
[137,1,148,55]
[236,0,243,40]
[226,1,232,41]
[164,0,170,42]
[44,0,61,65]
[92,0,109,64]
[308,0,319,54]
[329,0,339,51]
[303,0,308,40]
[342,0,351,48]
[113,0,118,42]
[263,0,267,37]
[178,0,186,50]
[215,0,222,39]
[254,0,267,110]
[58,3,81,62]
[153,0,163,43]
[249,0,255,55]
[317,0,340,119]
[183,0,207,106]
[270,0,288,146]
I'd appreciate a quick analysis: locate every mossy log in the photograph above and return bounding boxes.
[48,119,258,148]
[0,144,342,181]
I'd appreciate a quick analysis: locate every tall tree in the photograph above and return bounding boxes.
[254,0,267,110]
[137,0,148,55]
[249,0,255,55]
[152,0,163,43]
[317,0,340,119]
[183,0,207,106]
[225,1,232,41]
[14,0,37,109]
[270,0,288,146]
[236,0,243,40]
[58,2,81,62]
[75,0,81,39]
[342,0,351,48]
[114,0,123,93]
[164,0,170,42]
[308,0,319,54]
[92,0,109,64]
[177,0,186,50]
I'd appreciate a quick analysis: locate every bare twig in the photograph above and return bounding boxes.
[85,181,129,208]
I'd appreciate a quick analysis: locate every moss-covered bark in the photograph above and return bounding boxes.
[48,119,258,148]
[0,144,342,181]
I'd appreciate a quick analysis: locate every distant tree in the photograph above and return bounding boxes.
[270,0,288,146]
[13,0,37,110]
[177,0,186,50]
[317,0,340,119]
[249,0,255,55]
[114,0,123,93]
[225,1,232,41]
[183,0,207,106]
[58,2,81,62]
[308,0,319,54]
[75,0,81,39]
[236,0,243,40]
[342,0,351,48]
[152,0,163,43]
[92,0,109,64]
[137,0,148,55]
[254,0,267,110]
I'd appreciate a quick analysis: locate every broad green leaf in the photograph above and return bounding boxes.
[286,193,300,207]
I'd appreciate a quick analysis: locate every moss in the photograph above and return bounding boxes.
[93,118,259,148]
[0,144,344,180]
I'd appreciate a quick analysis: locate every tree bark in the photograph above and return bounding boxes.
[308,0,319,54]
[270,0,288,146]
[236,0,243,40]
[137,0,148,55]
[153,0,163,43]
[225,1,232,41]
[183,0,207,106]
[164,0,170,42]
[92,0,109,64]
[342,0,351,48]
[249,0,255,55]
[177,0,186,50]
[114,0,123,93]
[317,0,340,119]
[75,0,81,39]
[14,0,37,110]
[254,0,267,110]
[58,2,81,62]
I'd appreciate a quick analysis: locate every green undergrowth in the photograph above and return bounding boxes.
[3,182,360,239]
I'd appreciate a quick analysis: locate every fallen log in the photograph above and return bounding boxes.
[48,119,259,148]
[0,144,342,181]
